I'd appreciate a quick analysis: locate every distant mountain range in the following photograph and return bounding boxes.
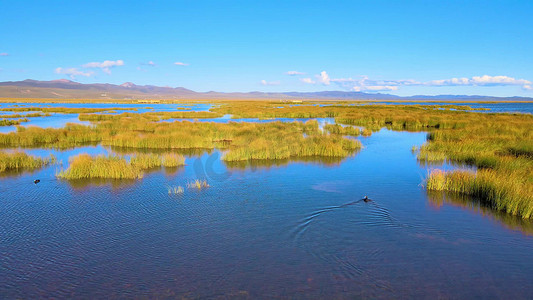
[0,79,532,101]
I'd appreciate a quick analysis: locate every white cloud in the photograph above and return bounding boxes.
[82,59,124,74]
[429,77,470,86]
[0,53,8,56]
[174,62,189,66]
[55,67,93,79]
[348,82,400,92]
[471,75,530,86]
[279,70,533,93]
[316,72,532,92]
[140,61,156,67]
[286,70,305,76]
[261,80,281,86]
[361,85,399,91]
[330,76,421,91]
[316,71,330,85]
[301,78,316,84]
[428,75,531,89]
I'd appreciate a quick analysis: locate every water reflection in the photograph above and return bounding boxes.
[427,191,533,235]
[317,101,533,114]
[225,155,350,170]
[0,102,213,133]
[163,166,185,177]
[0,102,212,112]
[109,146,213,157]
[63,177,138,190]
[0,168,41,178]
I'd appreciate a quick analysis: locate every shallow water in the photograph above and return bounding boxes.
[1,128,533,299]
[0,102,212,133]
[0,101,531,134]
[380,101,533,114]
[317,101,533,114]
[0,102,212,112]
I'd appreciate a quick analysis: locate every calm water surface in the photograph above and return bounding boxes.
[381,101,533,114]
[318,101,533,114]
[1,126,533,299]
[0,103,212,133]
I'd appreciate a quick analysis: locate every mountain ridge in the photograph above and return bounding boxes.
[0,79,532,101]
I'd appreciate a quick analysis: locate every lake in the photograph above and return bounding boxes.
[1,103,533,298]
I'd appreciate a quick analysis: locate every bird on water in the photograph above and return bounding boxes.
[33,179,40,184]
[363,196,372,202]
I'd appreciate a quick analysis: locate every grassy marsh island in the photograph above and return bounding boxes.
[57,153,186,179]
[130,153,186,169]
[0,151,55,173]
[0,118,29,126]
[187,179,209,190]
[0,112,51,118]
[57,154,143,179]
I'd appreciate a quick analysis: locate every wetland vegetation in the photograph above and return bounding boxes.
[0,100,532,219]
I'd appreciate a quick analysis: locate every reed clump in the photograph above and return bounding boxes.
[361,128,372,136]
[0,107,132,114]
[221,123,361,161]
[0,118,28,126]
[324,124,360,136]
[157,111,223,119]
[426,169,533,218]
[78,112,160,122]
[162,153,186,167]
[0,151,54,173]
[417,145,447,162]
[0,112,50,118]
[130,153,163,169]
[0,124,107,148]
[210,101,340,118]
[57,154,143,179]
[168,185,184,194]
[187,179,209,190]
[130,153,186,168]
[78,111,222,122]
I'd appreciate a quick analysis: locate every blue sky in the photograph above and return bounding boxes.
[1,0,532,96]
